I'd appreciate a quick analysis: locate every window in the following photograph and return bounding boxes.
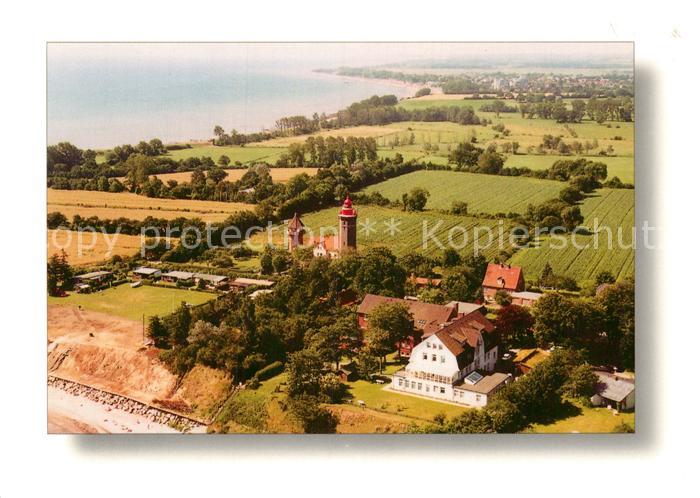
[411,381,416,389]
[440,387,446,394]
[459,391,464,398]
[433,386,438,392]
[438,344,443,350]
[476,395,482,402]
[440,356,445,363]
[398,379,403,387]
[418,383,422,390]
[422,352,427,360]
[432,354,437,362]
[426,384,430,392]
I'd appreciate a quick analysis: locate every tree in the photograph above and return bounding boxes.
[494,304,534,348]
[476,150,504,174]
[442,266,481,302]
[306,315,362,369]
[147,316,170,348]
[442,248,461,267]
[217,155,231,166]
[289,395,338,433]
[207,167,228,184]
[353,247,406,297]
[414,87,431,98]
[286,349,324,398]
[531,293,603,349]
[562,363,597,398]
[47,250,72,296]
[494,289,512,306]
[561,205,584,230]
[595,271,616,286]
[355,350,380,380]
[213,125,224,138]
[559,186,584,205]
[365,302,415,370]
[403,187,430,212]
[596,280,634,369]
[164,302,192,346]
[540,262,555,288]
[448,142,482,169]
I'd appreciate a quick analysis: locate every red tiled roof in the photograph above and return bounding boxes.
[357,294,456,335]
[482,263,523,290]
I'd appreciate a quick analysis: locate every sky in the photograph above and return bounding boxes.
[48,42,633,71]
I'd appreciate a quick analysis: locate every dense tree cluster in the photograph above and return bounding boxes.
[276,136,378,168]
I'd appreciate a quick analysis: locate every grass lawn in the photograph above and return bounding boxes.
[343,356,470,422]
[527,399,635,433]
[48,283,216,321]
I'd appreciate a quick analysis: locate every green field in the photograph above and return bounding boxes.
[48,283,216,321]
[526,400,635,433]
[362,170,564,214]
[162,145,286,164]
[262,204,515,260]
[509,188,635,282]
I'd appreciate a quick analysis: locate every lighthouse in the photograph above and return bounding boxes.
[338,194,357,253]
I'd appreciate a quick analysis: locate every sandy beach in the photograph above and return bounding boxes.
[47,386,198,434]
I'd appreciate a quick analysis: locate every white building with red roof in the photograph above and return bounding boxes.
[390,311,511,407]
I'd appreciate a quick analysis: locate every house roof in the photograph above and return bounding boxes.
[75,270,112,280]
[232,277,275,287]
[162,271,194,280]
[482,263,523,290]
[454,372,512,395]
[288,212,305,231]
[510,291,543,301]
[512,348,550,369]
[446,301,486,316]
[194,273,228,283]
[133,267,160,275]
[595,371,635,402]
[435,311,498,353]
[411,276,442,287]
[357,294,456,335]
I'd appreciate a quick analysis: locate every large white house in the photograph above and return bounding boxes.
[391,311,511,407]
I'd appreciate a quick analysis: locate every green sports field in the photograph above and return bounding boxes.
[362,170,564,214]
[48,283,216,321]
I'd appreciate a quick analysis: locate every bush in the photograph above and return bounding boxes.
[254,361,284,381]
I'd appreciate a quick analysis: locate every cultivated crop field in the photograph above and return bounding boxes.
[48,188,253,222]
[362,170,564,214]
[48,283,215,321]
[251,125,404,147]
[509,188,635,282]
[162,145,286,164]
[48,229,147,265]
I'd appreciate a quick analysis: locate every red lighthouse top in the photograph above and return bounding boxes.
[339,194,357,217]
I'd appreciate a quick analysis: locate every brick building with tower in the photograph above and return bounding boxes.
[287,195,358,258]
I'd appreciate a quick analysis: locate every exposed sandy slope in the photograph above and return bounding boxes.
[47,305,230,432]
[48,386,182,434]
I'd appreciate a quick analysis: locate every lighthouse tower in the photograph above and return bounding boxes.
[338,195,357,253]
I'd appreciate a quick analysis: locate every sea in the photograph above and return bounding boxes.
[48,59,412,149]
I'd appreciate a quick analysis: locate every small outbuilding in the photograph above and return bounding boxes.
[161,271,195,284]
[231,277,275,291]
[132,267,162,280]
[591,371,635,411]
